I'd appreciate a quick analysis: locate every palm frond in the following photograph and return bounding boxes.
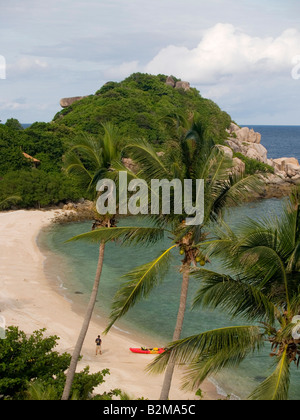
[290,285,300,315]
[104,245,176,333]
[124,138,169,181]
[65,133,103,169]
[204,210,295,310]
[109,160,142,182]
[193,144,226,183]
[64,126,123,192]
[236,245,291,311]
[287,242,300,272]
[66,226,165,246]
[101,122,123,165]
[206,173,264,223]
[191,268,278,324]
[248,347,290,400]
[147,325,263,390]
[197,218,237,254]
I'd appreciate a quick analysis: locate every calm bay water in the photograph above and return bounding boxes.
[38,125,300,399]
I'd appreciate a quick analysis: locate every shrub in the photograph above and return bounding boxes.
[234,152,274,175]
[0,170,82,209]
[0,327,120,400]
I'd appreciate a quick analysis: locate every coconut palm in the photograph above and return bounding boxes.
[61,124,165,400]
[148,188,300,400]
[102,119,263,400]
[61,123,125,400]
[63,122,123,194]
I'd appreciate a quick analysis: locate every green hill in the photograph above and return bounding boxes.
[0,73,233,209]
[53,73,231,145]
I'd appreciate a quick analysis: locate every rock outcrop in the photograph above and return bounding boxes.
[226,123,267,163]
[60,96,88,108]
[165,76,190,91]
[53,200,95,224]
[225,123,300,198]
[166,76,176,88]
[175,81,191,91]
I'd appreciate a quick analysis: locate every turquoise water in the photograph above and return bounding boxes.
[39,197,300,400]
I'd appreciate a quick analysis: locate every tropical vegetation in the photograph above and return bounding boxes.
[1,72,289,401]
[0,73,272,210]
[53,73,231,146]
[61,122,165,400]
[0,326,121,400]
[148,187,300,400]
[67,116,264,399]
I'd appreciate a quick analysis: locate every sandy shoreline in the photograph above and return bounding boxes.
[0,209,221,400]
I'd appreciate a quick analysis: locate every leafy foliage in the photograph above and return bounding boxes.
[248,348,290,401]
[148,326,263,390]
[4,118,24,131]
[105,245,177,333]
[148,190,300,400]
[0,170,82,208]
[1,74,234,210]
[234,152,274,175]
[54,73,231,146]
[0,327,70,398]
[0,326,120,400]
[67,226,165,246]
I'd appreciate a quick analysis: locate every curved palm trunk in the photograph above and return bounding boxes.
[61,240,106,400]
[159,264,190,400]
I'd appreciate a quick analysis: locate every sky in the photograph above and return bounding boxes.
[0,0,300,125]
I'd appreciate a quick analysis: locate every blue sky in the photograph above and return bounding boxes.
[0,0,300,124]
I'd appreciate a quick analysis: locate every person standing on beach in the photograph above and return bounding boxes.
[95,335,102,355]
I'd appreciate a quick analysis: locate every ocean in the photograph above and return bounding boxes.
[244,125,300,161]
[38,125,300,400]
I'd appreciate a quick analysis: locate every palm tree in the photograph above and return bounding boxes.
[102,119,263,400]
[148,188,300,400]
[61,124,165,400]
[63,122,122,194]
[61,123,123,400]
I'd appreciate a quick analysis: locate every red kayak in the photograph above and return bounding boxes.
[130,347,165,354]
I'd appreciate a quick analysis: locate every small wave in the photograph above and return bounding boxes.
[62,294,73,304]
[208,377,241,400]
[57,275,68,290]
[112,325,130,335]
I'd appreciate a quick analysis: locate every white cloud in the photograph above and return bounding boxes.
[103,60,140,80]
[0,55,6,79]
[1,2,300,125]
[7,57,49,76]
[0,101,29,111]
[140,23,300,84]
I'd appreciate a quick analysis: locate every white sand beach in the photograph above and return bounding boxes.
[0,209,221,400]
